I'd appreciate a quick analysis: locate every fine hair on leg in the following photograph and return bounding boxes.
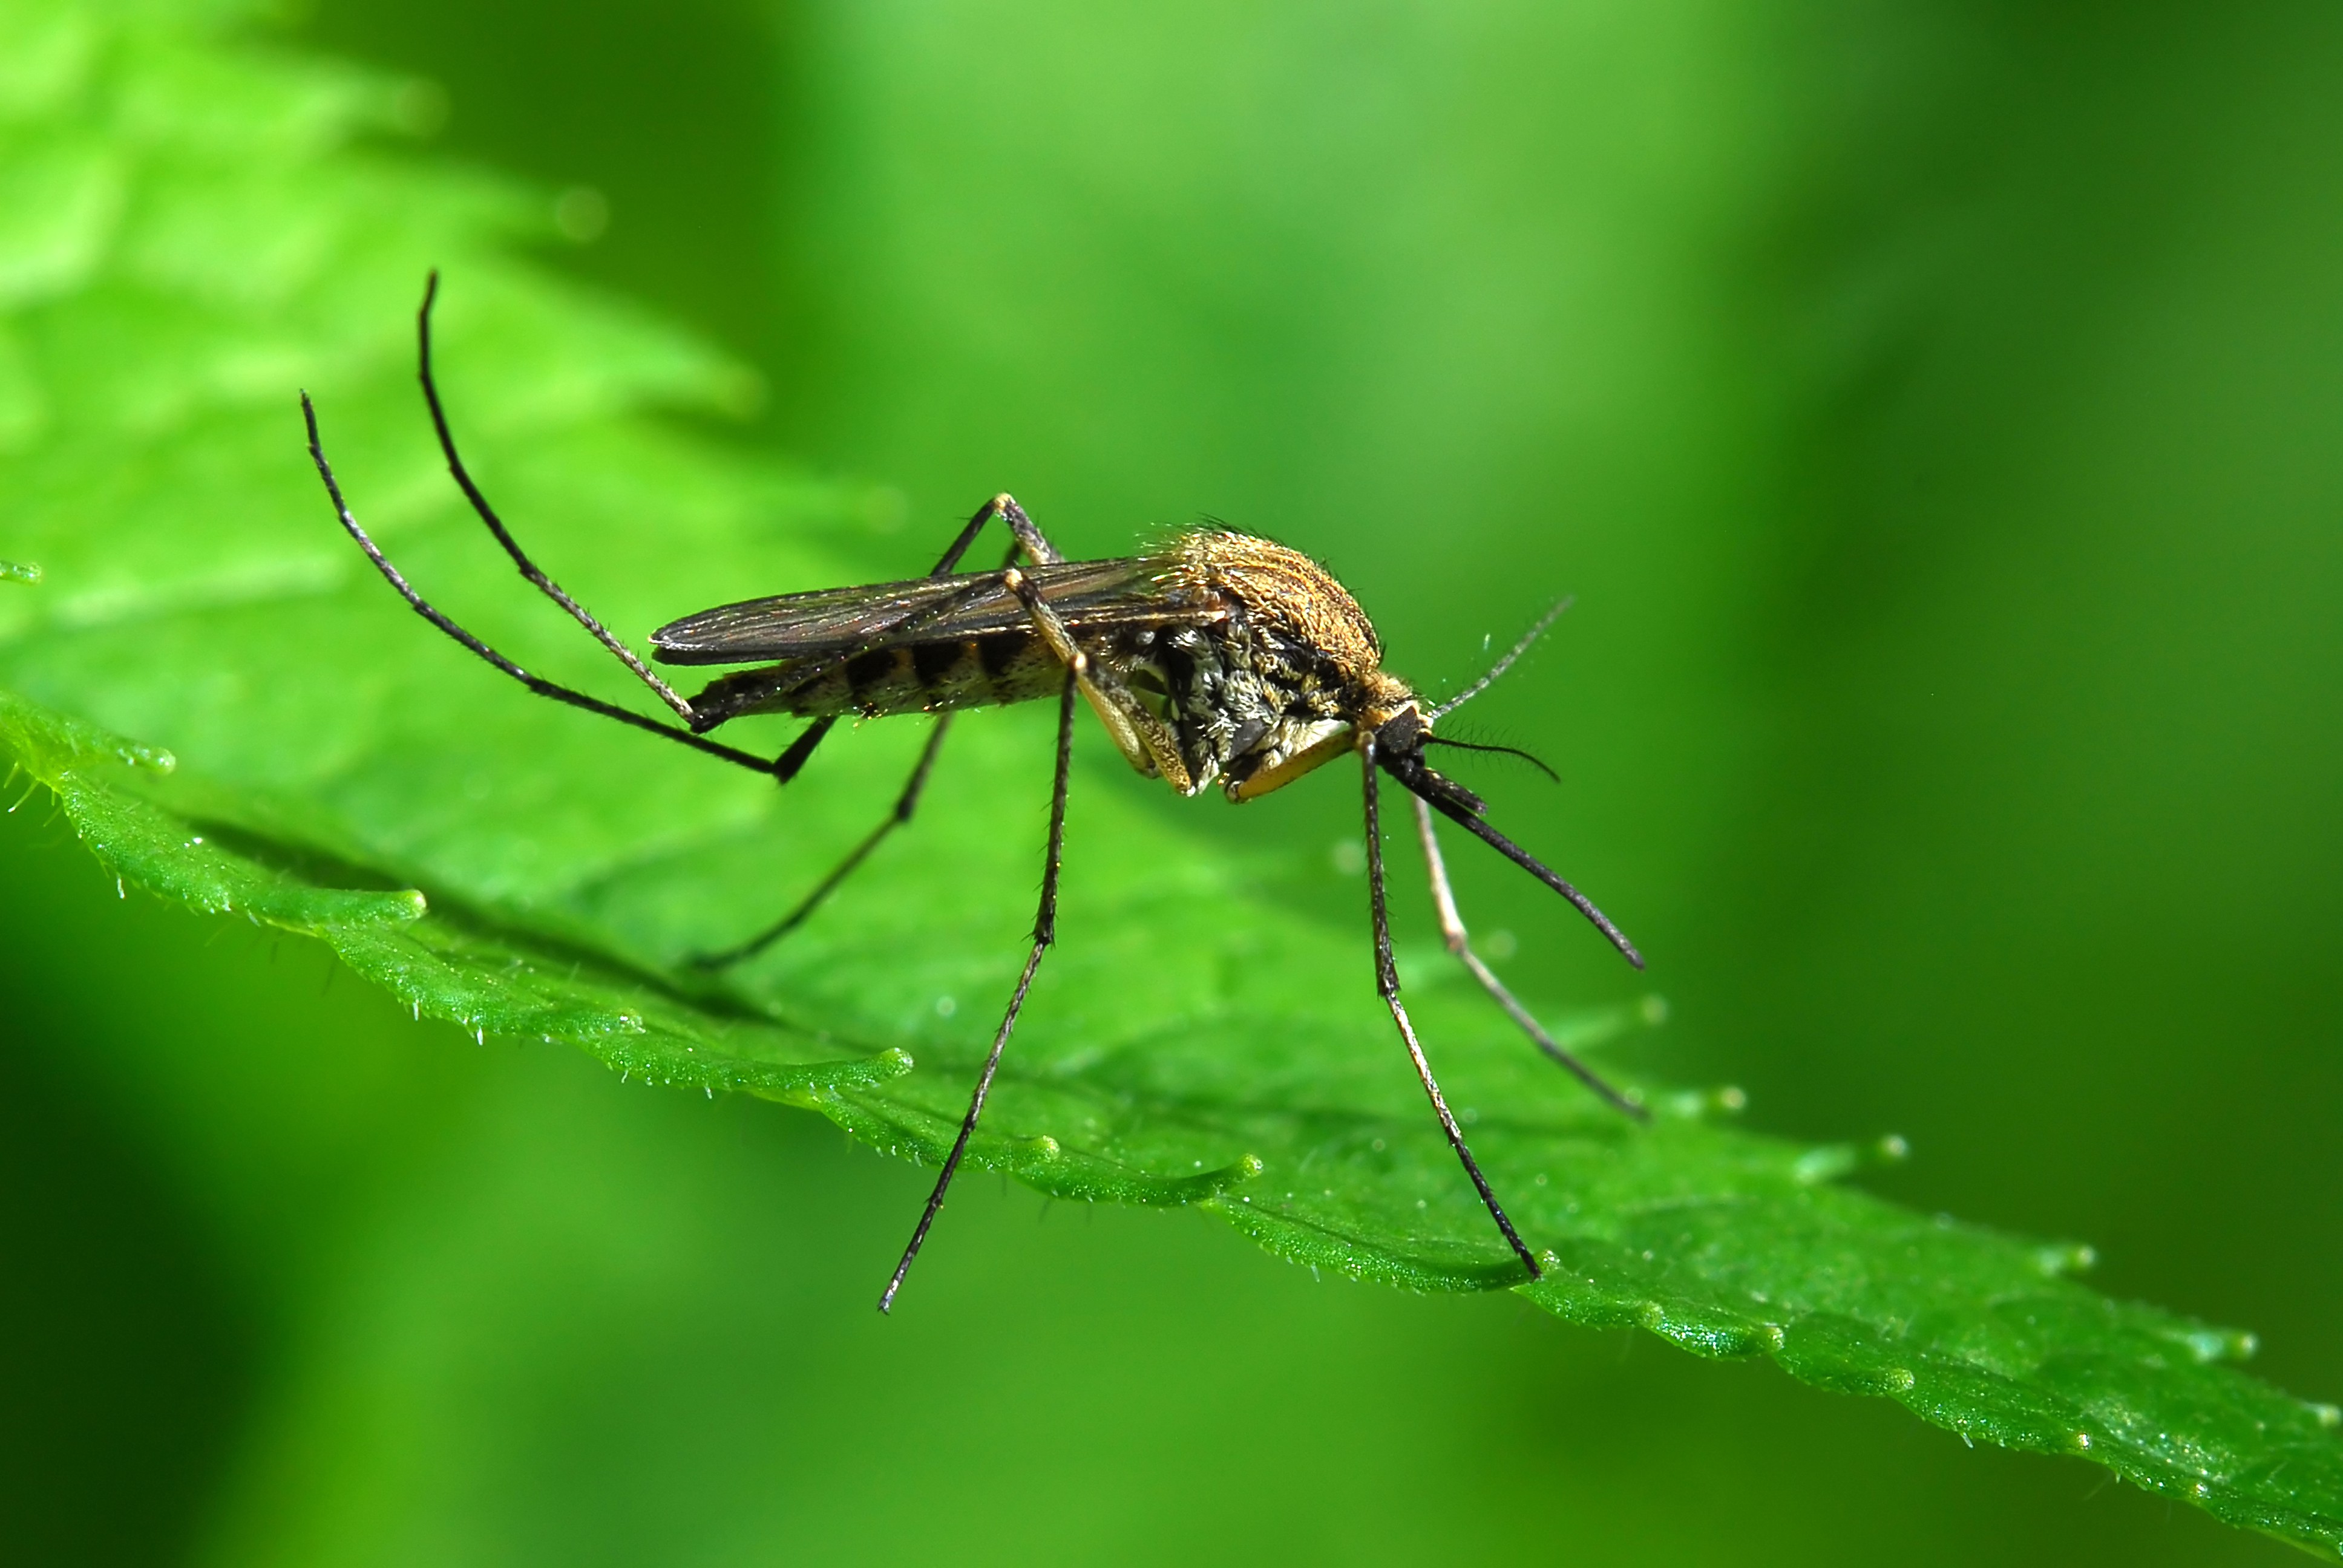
[1410,792,1646,1121]
[1360,737,1543,1282]
[877,668,1078,1313]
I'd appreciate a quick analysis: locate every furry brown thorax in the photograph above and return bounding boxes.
[1115,531,1418,799]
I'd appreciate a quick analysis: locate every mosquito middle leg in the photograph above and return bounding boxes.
[1362,740,1543,1282]
[1410,792,1645,1120]
[696,513,1049,966]
[986,492,1067,566]
[877,670,1077,1313]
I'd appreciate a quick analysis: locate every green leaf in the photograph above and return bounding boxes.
[4,2,2339,1554]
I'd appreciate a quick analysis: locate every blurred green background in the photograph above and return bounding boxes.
[3,0,2338,1561]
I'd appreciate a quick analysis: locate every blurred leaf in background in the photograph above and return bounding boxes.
[1,0,2338,1564]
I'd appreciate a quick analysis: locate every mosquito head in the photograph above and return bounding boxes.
[1369,704,1483,814]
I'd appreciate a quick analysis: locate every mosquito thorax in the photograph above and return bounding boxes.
[1110,531,1419,802]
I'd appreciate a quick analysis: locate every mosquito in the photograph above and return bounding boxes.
[299,274,1648,1313]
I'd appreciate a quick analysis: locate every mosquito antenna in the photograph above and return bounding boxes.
[1429,597,1572,722]
[1421,735,1559,784]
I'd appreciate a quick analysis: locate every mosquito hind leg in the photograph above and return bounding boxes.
[301,394,787,776]
[413,271,703,724]
[1361,738,1544,1282]
[306,275,803,776]
[1410,792,1646,1121]
[877,668,1077,1313]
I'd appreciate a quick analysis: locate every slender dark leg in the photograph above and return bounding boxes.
[1411,793,1646,1120]
[301,393,784,776]
[988,492,1066,565]
[877,669,1077,1314]
[995,552,1191,789]
[415,272,700,723]
[313,279,1042,785]
[696,516,1044,965]
[695,716,955,967]
[1362,739,1543,1282]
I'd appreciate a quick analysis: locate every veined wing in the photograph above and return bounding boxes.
[651,555,1198,665]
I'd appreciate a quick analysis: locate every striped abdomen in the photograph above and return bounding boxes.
[685,630,1065,727]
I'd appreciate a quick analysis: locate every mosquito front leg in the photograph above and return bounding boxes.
[1362,738,1543,1282]
[987,492,1067,566]
[997,557,1194,791]
[877,668,1077,1313]
[1411,792,1645,1120]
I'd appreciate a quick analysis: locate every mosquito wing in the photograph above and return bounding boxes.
[651,556,1200,666]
